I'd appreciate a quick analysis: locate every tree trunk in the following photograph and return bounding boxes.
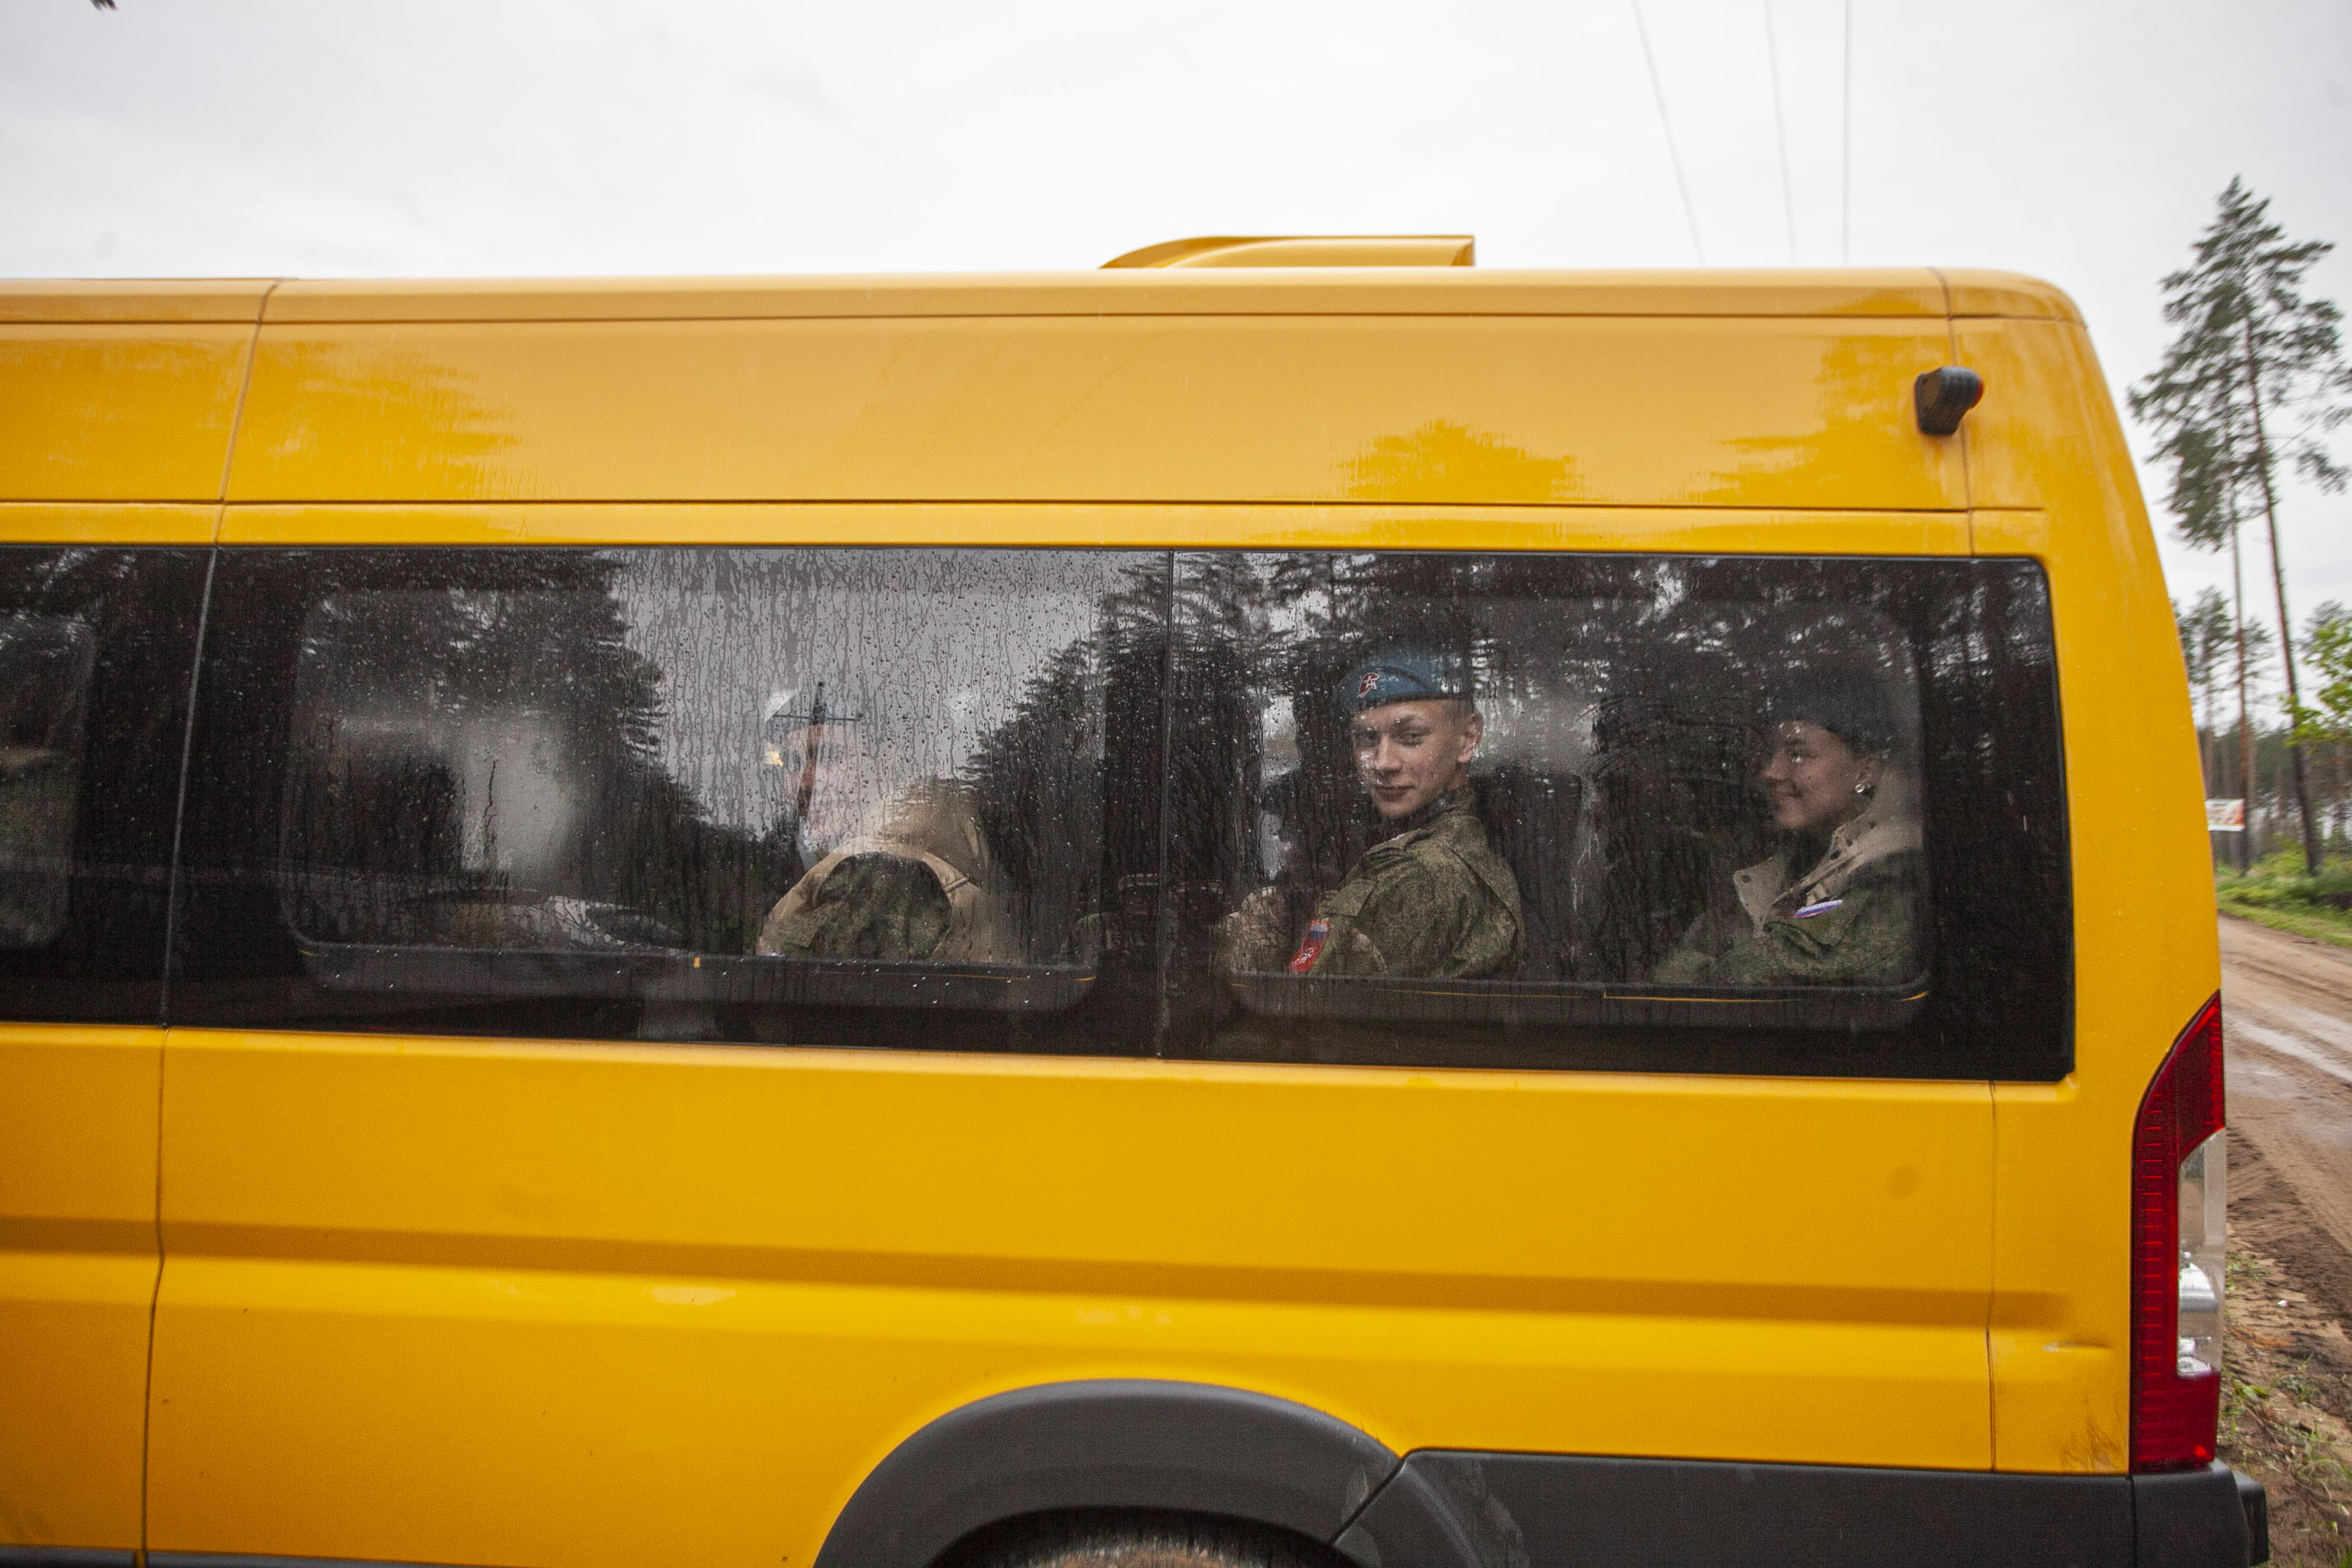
[2245,315,2323,873]
[2328,739,2344,853]
[2323,743,2342,851]
[2232,524,2257,872]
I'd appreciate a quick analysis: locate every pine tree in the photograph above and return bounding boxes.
[2131,178,2352,872]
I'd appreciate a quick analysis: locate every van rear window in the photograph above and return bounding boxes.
[172,547,2069,1078]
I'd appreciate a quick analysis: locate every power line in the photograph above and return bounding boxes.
[1763,0,1796,264]
[1841,0,1854,264]
[1631,0,1706,265]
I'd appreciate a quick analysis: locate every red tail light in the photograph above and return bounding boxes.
[2130,994,2226,1470]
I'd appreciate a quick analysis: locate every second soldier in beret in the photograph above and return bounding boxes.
[1229,650,1523,980]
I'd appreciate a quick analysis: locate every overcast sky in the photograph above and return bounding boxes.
[6,0,2349,697]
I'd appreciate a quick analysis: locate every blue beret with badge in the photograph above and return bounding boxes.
[1335,648,1469,715]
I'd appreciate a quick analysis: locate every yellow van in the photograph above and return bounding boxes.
[1,240,2262,1568]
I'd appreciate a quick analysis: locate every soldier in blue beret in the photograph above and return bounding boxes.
[1228,648,1523,979]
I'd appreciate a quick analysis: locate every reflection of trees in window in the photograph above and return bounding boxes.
[1577,689,1765,979]
[276,545,1939,987]
[1169,553,1280,912]
[961,640,1104,964]
[288,549,1168,966]
[0,548,190,961]
[963,554,1165,964]
[286,555,792,953]
[0,610,95,948]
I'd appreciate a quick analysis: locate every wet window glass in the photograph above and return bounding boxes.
[0,547,210,1023]
[1183,559,1925,1005]
[176,548,1167,1048]
[172,547,2068,1078]
[1163,553,2065,1075]
[0,614,97,949]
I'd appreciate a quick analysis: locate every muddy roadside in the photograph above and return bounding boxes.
[2220,915,2352,1565]
[2224,1234,2352,1565]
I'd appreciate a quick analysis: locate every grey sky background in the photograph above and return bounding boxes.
[6,0,2349,708]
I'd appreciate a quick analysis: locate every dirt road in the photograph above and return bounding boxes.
[2221,915,2352,1326]
[2219,917,2352,1564]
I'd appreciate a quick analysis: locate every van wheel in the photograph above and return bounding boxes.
[948,1511,1337,1568]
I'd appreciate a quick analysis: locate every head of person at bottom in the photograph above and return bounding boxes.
[1338,648,1484,825]
[1756,679,1895,842]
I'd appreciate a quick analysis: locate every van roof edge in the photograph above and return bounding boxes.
[0,270,2081,327]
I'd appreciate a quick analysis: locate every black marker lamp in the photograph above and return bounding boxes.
[1914,366,1984,436]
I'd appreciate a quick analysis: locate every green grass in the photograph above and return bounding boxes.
[2217,850,2352,947]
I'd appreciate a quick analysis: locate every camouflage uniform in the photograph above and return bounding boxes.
[754,781,1012,963]
[758,852,955,960]
[1290,788,1524,979]
[1652,798,1922,986]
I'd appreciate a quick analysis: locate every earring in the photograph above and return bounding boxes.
[1854,781,1872,797]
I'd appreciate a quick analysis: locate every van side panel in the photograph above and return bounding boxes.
[0,1024,162,1550]
[1962,319,2217,1473]
[0,328,258,502]
[224,318,1966,509]
[148,1031,1992,1568]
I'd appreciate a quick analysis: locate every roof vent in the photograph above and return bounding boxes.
[1102,236,1475,269]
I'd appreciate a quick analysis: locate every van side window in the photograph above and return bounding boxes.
[1168,552,2066,1077]
[172,547,2067,1077]
[1179,555,1927,1011]
[0,547,210,1023]
[0,613,97,949]
[176,547,1168,1050]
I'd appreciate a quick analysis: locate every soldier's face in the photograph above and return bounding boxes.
[1757,719,1881,834]
[770,731,863,850]
[1352,700,1480,821]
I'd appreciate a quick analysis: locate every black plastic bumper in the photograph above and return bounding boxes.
[1337,1453,2268,1568]
[0,1460,2267,1568]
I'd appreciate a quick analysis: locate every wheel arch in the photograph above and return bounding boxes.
[808,1379,1458,1568]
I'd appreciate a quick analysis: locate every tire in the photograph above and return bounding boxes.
[949,1511,1337,1568]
